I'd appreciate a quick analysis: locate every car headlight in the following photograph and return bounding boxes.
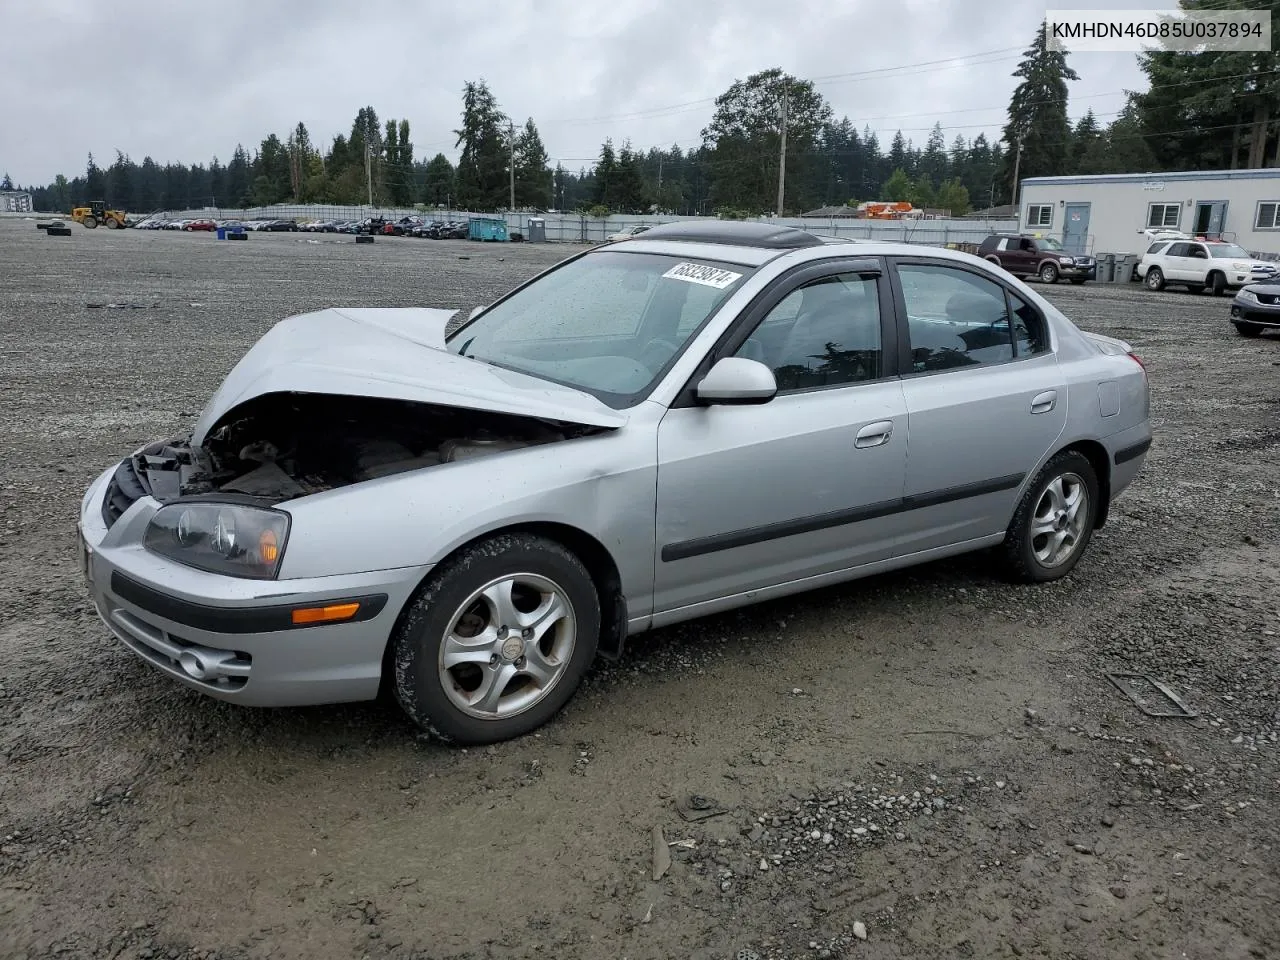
[1058,257,1074,264]
[144,502,289,579]
[1232,261,1249,270]
[1238,289,1259,303]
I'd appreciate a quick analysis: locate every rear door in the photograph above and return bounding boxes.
[887,258,1067,555]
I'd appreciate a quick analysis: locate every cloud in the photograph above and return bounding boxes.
[0,0,1164,184]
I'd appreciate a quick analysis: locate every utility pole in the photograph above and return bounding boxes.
[776,85,789,217]
[365,142,373,207]
[508,120,516,212]
[656,156,663,213]
[1010,136,1023,210]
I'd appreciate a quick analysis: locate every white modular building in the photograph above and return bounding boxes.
[1017,168,1280,258]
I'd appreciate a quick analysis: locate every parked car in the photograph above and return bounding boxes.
[607,224,652,241]
[1229,282,1280,337]
[1137,238,1278,294]
[260,219,299,232]
[978,234,1096,285]
[77,221,1151,745]
[183,219,217,232]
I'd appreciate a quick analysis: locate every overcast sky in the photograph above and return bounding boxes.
[1,0,1170,185]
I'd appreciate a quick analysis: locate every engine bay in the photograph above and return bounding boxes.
[129,392,598,506]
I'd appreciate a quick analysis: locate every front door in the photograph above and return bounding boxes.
[1063,203,1090,254]
[1195,201,1228,239]
[653,263,908,616]
[888,259,1068,554]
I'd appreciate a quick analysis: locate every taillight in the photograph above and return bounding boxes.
[1128,351,1146,372]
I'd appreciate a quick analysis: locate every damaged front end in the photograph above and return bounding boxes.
[100,392,603,530]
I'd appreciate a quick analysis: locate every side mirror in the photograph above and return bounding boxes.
[695,357,777,405]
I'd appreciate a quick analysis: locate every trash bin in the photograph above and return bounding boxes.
[1097,253,1115,283]
[1115,254,1136,282]
[527,217,546,242]
[215,227,226,240]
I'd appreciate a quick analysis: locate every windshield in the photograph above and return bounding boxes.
[1206,243,1248,259]
[446,249,754,407]
[1036,237,1065,251]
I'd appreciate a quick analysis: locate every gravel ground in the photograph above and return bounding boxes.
[1,220,1278,960]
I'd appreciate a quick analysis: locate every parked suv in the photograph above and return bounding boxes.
[1137,239,1278,295]
[978,234,1096,285]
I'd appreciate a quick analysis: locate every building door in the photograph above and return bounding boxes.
[1063,203,1090,254]
[1194,201,1228,239]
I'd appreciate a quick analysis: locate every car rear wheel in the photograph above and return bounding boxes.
[392,533,600,744]
[1000,450,1099,583]
[1145,267,1166,291]
[1235,321,1264,337]
[1039,262,1060,284]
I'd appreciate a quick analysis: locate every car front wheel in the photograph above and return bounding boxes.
[1235,321,1263,337]
[1000,450,1099,583]
[392,533,600,744]
[1208,271,1228,296]
[1146,267,1166,291]
[1039,262,1060,283]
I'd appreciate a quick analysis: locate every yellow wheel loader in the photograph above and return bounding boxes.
[71,200,128,229]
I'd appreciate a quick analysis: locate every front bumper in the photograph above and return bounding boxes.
[1060,262,1096,279]
[1230,302,1280,328]
[79,462,432,707]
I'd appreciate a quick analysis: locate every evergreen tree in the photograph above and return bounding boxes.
[920,122,948,187]
[0,173,12,191]
[85,153,106,198]
[454,80,508,210]
[1001,20,1078,193]
[423,153,455,206]
[513,118,551,209]
[594,139,618,208]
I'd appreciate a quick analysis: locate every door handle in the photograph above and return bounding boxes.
[855,420,894,448]
[1030,390,1057,415]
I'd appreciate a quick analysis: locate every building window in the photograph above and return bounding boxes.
[1255,202,1280,229]
[1026,204,1053,228]
[1147,203,1181,229]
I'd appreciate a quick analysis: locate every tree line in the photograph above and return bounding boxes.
[9,4,1280,218]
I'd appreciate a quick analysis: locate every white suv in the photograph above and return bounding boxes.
[1137,239,1278,295]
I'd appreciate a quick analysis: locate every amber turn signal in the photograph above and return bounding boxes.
[291,602,361,625]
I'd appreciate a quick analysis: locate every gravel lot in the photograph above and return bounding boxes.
[1,219,1278,960]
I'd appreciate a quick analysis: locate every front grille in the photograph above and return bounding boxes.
[1259,294,1280,305]
[101,456,151,529]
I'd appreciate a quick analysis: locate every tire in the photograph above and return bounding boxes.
[82,216,98,229]
[1235,322,1263,337]
[984,255,1003,267]
[392,533,601,745]
[1145,267,1166,291]
[1000,450,1100,584]
[1209,271,1228,296]
[1039,262,1060,284]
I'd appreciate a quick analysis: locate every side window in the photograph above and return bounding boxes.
[994,238,1009,252]
[1021,238,1037,251]
[1145,241,1169,256]
[897,264,1015,372]
[733,273,882,391]
[1008,292,1048,356]
[1189,244,1209,259]
[1166,242,1188,257]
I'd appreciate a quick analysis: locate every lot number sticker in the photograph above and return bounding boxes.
[662,262,743,289]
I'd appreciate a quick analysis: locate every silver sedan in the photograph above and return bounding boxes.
[78,221,1152,744]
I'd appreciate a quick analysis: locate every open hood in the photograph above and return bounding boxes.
[191,307,628,445]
